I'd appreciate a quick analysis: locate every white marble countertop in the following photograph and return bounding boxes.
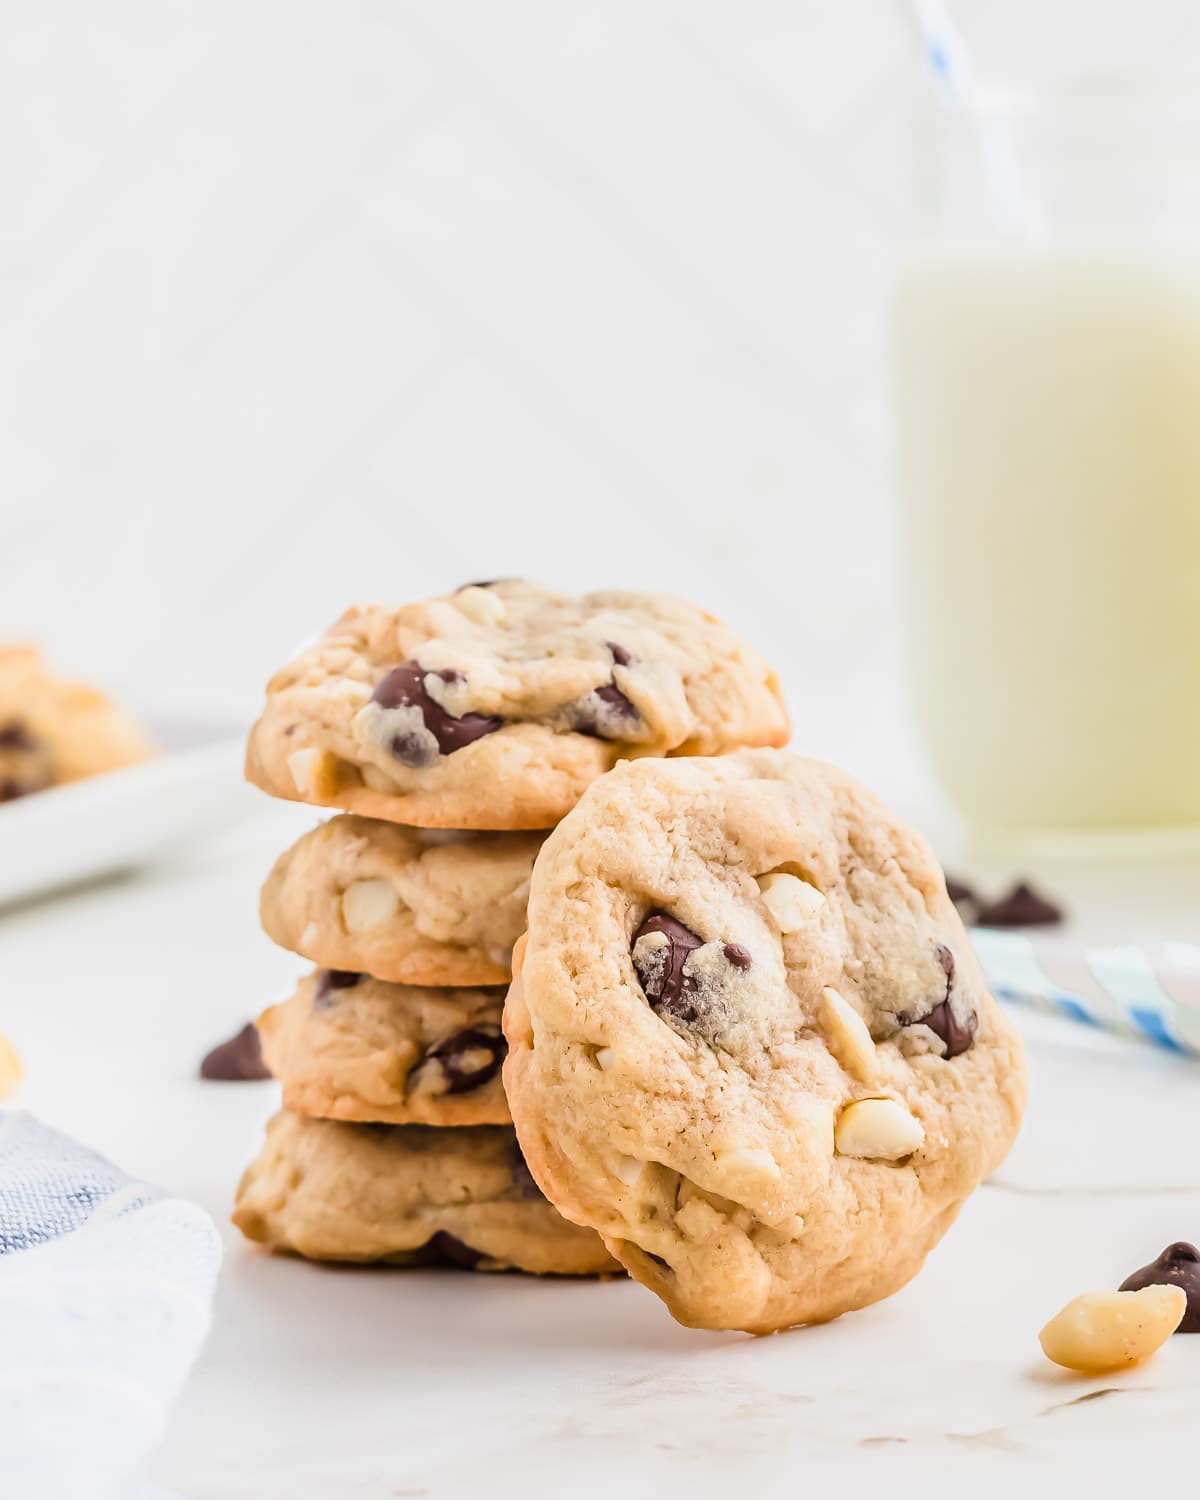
[6,803,1200,1499]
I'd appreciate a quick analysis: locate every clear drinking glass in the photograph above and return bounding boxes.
[895,27,1200,857]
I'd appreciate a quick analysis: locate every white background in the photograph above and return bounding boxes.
[0,0,927,802]
[3,0,1196,810]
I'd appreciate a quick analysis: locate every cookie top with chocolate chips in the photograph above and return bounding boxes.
[503,749,1027,1334]
[257,970,510,1127]
[244,582,789,829]
[0,644,153,803]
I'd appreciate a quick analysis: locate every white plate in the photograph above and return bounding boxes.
[0,722,255,906]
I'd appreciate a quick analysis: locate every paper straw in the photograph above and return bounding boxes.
[972,927,1200,1057]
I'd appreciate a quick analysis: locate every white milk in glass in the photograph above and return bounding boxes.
[896,247,1200,847]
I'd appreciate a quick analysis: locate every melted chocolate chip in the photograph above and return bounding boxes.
[975,881,1063,929]
[509,1141,545,1201]
[0,777,40,803]
[0,720,35,751]
[909,1000,977,1058]
[899,944,975,1058]
[935,943,955,984]
[372,661,504,764]
[427,1231,484,1269]
[632,912,705,1024]
[313,970,362,1009]
[723,943,753,970]
[199,1023,270,1081]
[569,680,640,739]
[607,641,633,666]
[1120,1243,1200,1332]
[424,1025,506,1094]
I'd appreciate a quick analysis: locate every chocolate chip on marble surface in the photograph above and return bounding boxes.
[1120,1243,1200,1332]
[199,1023,271,1081]
[312,969,362,1009]
[944,875,977,909]
[424,1025,506,1095]
[371,661,503,764]
[975,880,1063,929]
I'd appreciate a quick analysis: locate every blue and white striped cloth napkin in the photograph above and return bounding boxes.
[0,1113,221,1500]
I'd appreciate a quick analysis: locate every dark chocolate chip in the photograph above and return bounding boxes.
[1120,1243,1200,1332]
[424,1025,506,1095]
[200,1023,271,1081]
[372,661,503,763]
[975,881,1063,929]
[570,681,641,740]
[0,778,41,803]
[606,641,633,666]
[945,875,976,908]
[313,969,362,1009]
[935,943,955,983]
[0,720,36,751]
[723,943,753,970]
[899,943,975,1057]
[427,1231,484,1269]
[632,912,705,1024]
[509,1141,545,1201]
[906,1000,977,1059]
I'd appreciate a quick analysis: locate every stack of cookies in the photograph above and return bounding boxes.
[232,581,789,1275]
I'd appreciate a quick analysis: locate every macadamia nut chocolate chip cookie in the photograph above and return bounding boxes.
[0,645,153,801]
[503,750,1026,1333]
[233,1112,619,1276]
[261,815,542,986]
[257,970,509,1127]
[245,583,788,829]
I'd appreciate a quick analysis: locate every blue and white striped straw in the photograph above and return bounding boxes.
[908,0,1032,234]
[973,928,1200,1057]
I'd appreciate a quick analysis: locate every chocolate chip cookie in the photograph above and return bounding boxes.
[260,816,541,986]
[503,750,1026,1333]
[0,645,152,802]
[233,1111,619,1275]
[257,971,509,1126]
[245,583,789,829]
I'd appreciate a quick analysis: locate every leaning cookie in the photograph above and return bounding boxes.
[0,644,153,801]
[260,815,541,987]
[245,582,789,830]
[503,750,1027,1334]
[233,1112,619,1276]
[257,970,509,1127]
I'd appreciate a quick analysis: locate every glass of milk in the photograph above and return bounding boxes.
[895,79,1200,856]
